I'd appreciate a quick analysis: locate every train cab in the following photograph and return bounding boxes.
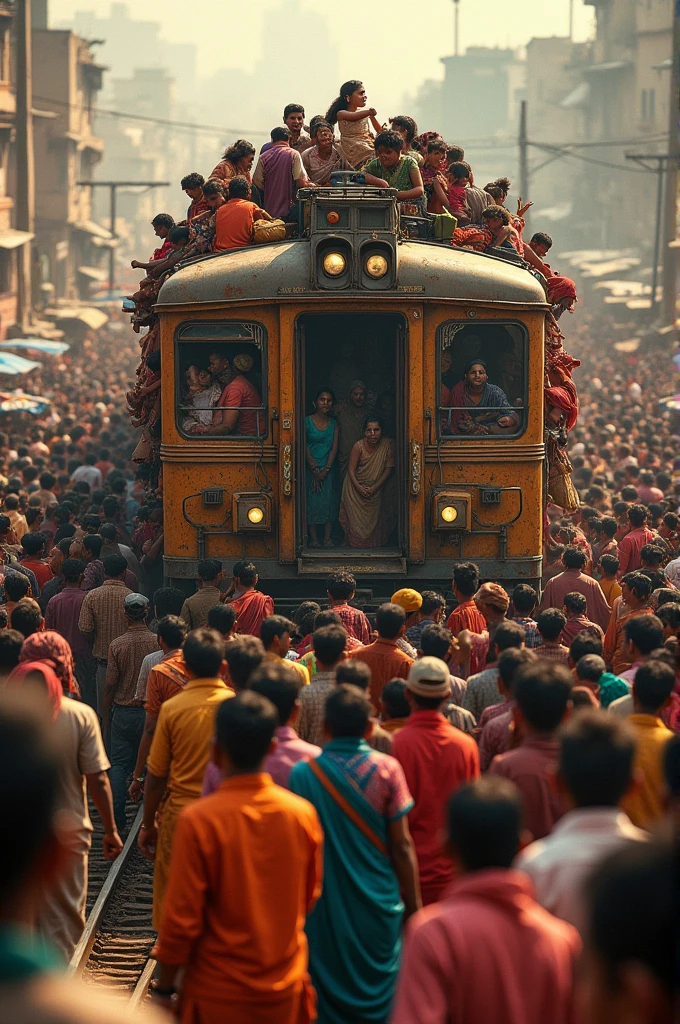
[155,185,548,598]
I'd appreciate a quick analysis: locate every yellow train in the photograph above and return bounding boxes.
[156,186,547,598]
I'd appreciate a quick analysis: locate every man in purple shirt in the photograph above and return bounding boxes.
[251,126,311,220]
[44,557,96,708]
[202,660,320,795]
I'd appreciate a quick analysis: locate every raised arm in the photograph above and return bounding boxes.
[396,163,425,202]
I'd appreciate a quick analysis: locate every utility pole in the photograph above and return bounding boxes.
[569,0,574,41]
[518,100,529,233]
[661,1,680,326]
[77,180,169,291]
[15,0,35,330]
[626,153,680,316]
[452,0,460,57]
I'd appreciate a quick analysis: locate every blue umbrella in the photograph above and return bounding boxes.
[0,339,69,355]
[0,391,50,415]
[0,353,41,374]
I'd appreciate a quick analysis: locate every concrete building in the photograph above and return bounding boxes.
[31,24,110,301]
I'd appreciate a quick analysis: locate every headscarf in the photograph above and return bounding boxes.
[474,582,509,614]
[18,631,78,697]
[348,380,366,393]
[6,660,63,721]
[545,384,579,431]
[547,275,577,309]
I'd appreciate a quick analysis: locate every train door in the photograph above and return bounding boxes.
[295,311,407,567]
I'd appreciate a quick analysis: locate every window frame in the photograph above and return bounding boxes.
[174,318,268,441]
[436,318,530,442]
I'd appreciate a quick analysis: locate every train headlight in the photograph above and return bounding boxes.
[233,492,273,532]
[323,252,346,277]
[441,506,458,523]
[247,506,264,525]
[432,492,471,532]
[365,253,388,279]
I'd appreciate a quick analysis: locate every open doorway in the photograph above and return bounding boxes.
[296,312,406,556]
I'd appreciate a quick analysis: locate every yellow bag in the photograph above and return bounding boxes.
[253,218,287,244]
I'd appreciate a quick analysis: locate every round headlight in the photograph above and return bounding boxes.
[326,211,340,224]
[365,253,388,279]
[441,506,458,523]
[247,506,264,524]
[323,252,346,277]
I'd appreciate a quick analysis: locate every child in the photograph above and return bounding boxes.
[443,161,471,223]
[598,553,622,606]
[325,79,383,169]
[181,366,222,434]
[421,139,448,214]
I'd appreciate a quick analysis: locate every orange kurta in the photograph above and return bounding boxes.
[154,773,324,1024]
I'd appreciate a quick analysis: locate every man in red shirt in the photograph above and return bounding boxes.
[446,562,487,636]
[490,661,572,841]
[222,560,274,640]
[393,656,479,905]
[354,602,413,708]
[198,352,263,438]
[214,176,273,251]
[540,546,611,630]
[20,532,54,591]
[617,504,655,576]
[325,569,371,644]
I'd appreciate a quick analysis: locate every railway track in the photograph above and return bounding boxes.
[69,805,157,1007]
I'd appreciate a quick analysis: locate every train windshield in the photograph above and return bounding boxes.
[175,321,267,439]
[437,321,528,439]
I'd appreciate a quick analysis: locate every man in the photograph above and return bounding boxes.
[223,634,265,690]
[334,658,395,753]
[617,612,665,684]
[105,593,158,834]
[325,569,371,643]
[249,661,321,784]
[261,102,313,154]
[393,657,479,905]
[223,560,274,638]
[569,629,628,708]
[193,351,263,438]
[181,171,210,222]
[540,546,611,630]
[462,620,525,720]
[490,661,572,841]
[603,571,654,674]
[418,623,470,714]
[19,532,53,591]
[297,623,347,746]
[70,452,103,492]
[214,175,272,251]
[129,615,189,801]
[478,647,537,771]
[536,608,571,664]
[77,534,104,591]
[617,504,655,576]
[252,126,311,220]
[620,660,674,829]
[180,557,223,629]
[77,553,133,718]
[290,685,420,1024]
[99,522,143,593]
[516,711,646,934]
[260,615,310,686]
[3,492,27,540]
[510,583,541,648]
[10,597,43,637]
[139,628,233,928]
[39,537,73,612]
[354,602,413,708]
[45,558,96,708]
[446,562,486,635]
[380,678,411,734]
[3,571,29,620]
[391,778,581,1024]
[36,470,58,507]
[152,692,323,1023]
[405,590,446,648]
[528,230,553,259]
[560,591,604,646]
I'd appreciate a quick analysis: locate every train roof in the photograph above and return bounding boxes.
[156,238,548,308]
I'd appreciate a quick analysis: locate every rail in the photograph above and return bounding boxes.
[69,806,157,1005]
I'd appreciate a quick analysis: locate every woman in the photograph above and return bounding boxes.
[325,80,383,170]
[448,360,518,435]
[363,131,425,212]
[182,365,222,434]
[339,416,395,548]
[305,388,339,549]
[208,139,256,184]
[10,629,79,697]
[185,179,226,257]
[389,115,422,163]
[302,121,348,185]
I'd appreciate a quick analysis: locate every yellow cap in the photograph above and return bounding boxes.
[391,588,423,613]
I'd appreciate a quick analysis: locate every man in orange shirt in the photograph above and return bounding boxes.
[603,572,653,674]
[446,562,487,636]
[152,691,323,1023]
[354,602,414,708]
[214,175,273,251]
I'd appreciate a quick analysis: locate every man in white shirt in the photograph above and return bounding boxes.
[70,452,103,491]
[515,711,646,935]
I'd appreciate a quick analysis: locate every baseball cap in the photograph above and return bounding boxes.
[124,592,149,618]
[407,657,451,700]
[391,588,423,613]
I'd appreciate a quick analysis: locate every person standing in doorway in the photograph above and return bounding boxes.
[305,388,339,549]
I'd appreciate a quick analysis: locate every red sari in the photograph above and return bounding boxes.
[229,589,275,639]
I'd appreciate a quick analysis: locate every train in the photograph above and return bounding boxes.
[155,185,548,601]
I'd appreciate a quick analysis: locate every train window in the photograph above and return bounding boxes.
[175,320,267,439]
[437,321,527,439]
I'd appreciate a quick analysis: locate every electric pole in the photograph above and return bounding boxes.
[452,0,460,57]
[519,100,529,233]
[77,180,169,291]
[626,153,680,316]
[15,0,35,330]
[661,1,680,325]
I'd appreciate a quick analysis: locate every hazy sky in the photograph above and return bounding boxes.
[50,0,596,117]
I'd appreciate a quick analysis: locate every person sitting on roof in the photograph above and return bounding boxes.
[214,176,273,252]
[363,131,425,210]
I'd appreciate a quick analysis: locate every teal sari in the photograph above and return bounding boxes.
[289,739,406,1024]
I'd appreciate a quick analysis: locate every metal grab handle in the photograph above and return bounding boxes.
[282,443,292,497]
[411,440,422,496]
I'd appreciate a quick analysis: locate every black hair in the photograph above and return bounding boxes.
[464,358,488,375]
[530,231,552,249]
[202,179,226,199]
[382,678,411,719]
[559,710,635,806]
[481,204,510,226]
[562,545,587,569]
[39,471,55,489]
[324,684,371,738]
[270,126,290,143]
[512,583,537,615]
[4,573,30,602]
[168,225,190,244]
[575,653,605,683]
[311,120,333,139]
[224,635,265,689]
[621,572,652,601]
[564,592,587,615]
[233,560,257,586]
[102,553,127,578]
[293,601,321,636]
[514,661,572,731]
[656,603,680,630]
[373,130,404,154]
[215,690,278,771]
[313,610,342,629]
[10,599,42,638]
[640,544,664,567]
[447,161,470,179]
[452,562,480,598]
[627,503,647,528]
[599,553,620,574]
[536,608,567,642]
[493,620,526,652]
[335,659,371,691]
[154,587,186,619]
[156,614,187,650]
[312,624,347,665]
[325,80,363,125]
[624,613,664,655]
[180,171,205,190]
[497,647,536,692]
[223,139,255,162]
[326,569,356,600]
[569,629,603,661]
[260,615,295,648]
[0,629,24,668]
[182,627,224,678]
[419,623,452,660]
[61,558,85,584]
[228,175,251,200]
[633,660,674,713]
[82,513,101,534]
[420,590,446,616]
[283,102,305,119]
[197,558,222,582]
[99,522,117,543]
[361,414,385,432]
[376,602,406,640]
[21,533,45,557]
[314,387,336,404]
[249,662,302,726]
[152,212,175,229]
[389,115,418,144]
[447,777,522,871]
[207,603,238,636]
[621,485,639,502]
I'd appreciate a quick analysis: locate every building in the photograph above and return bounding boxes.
[31,23,111,300]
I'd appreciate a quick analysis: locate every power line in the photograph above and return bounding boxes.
[530,141,653,174]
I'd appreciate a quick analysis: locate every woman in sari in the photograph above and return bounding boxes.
[289,684,420,1024]
[339,416,396,548]
[302,121,348,185]
[208,139,255,185]
[10,629,80,697]
[448,360,519,436]
[305,388,340,548]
